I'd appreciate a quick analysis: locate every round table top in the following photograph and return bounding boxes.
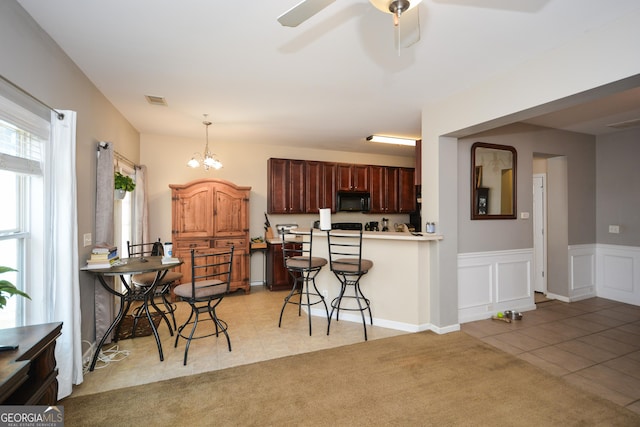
[83,256,182,275]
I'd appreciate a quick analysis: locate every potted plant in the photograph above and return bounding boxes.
[114,171,136,199]
[0,266,30,310]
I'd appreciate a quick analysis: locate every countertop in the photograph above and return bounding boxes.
[267,228,443,244]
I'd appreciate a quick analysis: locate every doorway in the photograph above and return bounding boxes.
[533,173,547,299]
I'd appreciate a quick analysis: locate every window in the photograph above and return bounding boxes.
[0,96,48,328]
[114,165,135,259]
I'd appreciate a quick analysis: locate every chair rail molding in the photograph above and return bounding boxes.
[567,244,597,302]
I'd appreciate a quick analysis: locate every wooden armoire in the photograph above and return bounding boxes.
[169,179,251,293]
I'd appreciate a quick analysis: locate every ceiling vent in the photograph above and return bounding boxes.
[607,117,640,129]
[144,95,168,106]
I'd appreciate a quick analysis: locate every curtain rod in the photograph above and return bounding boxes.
[97,142,138,169]
[0,74,65,120]
[114,151,137,168]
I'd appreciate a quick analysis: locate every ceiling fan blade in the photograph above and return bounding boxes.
[395,5,421,48]
[277,0,337,27]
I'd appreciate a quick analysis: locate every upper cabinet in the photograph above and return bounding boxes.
[267,158,415,214]
[398,167,416,213]
[267,158,305,214]
[305,161,336,213]
[369,166,398,213]
[337,164,369,192]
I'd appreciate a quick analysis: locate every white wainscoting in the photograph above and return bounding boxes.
[567,244,597,302]
[596,244,640,306]
[458,249,535,323]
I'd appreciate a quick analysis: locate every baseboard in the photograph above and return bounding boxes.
[307,307,454,334]
[546,292,570,303]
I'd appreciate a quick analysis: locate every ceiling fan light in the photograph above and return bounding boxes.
[367,135,416,146]
[369,0,421,15]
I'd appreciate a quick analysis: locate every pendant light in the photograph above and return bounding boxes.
[187,114,223,170]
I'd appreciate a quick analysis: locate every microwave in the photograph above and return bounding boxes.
[337,191,371,212]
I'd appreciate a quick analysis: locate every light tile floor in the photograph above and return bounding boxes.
[461,296,640,416]
[72,287,640,417]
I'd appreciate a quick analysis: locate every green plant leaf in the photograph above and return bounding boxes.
[114,171,136,192]
[0,267,30,310]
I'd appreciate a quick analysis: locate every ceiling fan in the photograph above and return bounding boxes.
[277,0,422,49]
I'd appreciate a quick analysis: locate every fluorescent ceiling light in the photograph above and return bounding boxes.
[366,135,416,146]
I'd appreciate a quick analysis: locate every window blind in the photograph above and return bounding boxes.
[0,94,49,176]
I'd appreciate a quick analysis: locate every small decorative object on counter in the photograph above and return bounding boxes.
[163,242,173,258]
[426,222,435,233]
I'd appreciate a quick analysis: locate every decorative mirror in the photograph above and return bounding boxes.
[471,142,517,220]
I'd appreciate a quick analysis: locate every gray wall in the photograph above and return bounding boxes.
[596,128,640,246]
[457,123,596,253]
[0,1,140,344]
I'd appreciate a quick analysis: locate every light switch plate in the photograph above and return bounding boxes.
[520,212,530,219]
[83,233,92,247]
[609,225,620,234]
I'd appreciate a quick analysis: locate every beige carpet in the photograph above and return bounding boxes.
[61,331,639,426]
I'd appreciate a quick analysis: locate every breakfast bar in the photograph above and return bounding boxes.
[272,229,443,333]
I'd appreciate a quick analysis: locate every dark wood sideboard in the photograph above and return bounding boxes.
[0,322,62,405]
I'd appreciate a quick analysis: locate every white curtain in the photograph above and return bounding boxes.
[44,110,83,399]
[133,165,149,245]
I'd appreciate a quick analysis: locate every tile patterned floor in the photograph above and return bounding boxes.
[72,286,640,417]
[462,296,640,415]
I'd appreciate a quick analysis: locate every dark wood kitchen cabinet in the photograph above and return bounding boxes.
[336,164,369,192]
[398,167,417,213]
[369,166,399,213]
[267,158,414,214]
[266,242,293,291]
[268,158,305,214]
[305,161,336,213]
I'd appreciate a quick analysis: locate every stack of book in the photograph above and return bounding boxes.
[85,243,119,269]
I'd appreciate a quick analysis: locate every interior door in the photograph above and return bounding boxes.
[533,174,547,294]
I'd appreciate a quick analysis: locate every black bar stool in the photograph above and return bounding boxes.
[279,228,329,335]
[326,229,373,340]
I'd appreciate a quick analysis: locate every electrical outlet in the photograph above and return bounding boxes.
[520,212,530,219]
[609,225,620,234]
[83,233,92,247]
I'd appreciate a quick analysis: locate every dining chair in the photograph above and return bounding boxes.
[127,238,182,330]
[173,247,234,365]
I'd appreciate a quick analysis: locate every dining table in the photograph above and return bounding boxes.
[82,256,182,371]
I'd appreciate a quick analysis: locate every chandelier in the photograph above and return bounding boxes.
[187,114,223,170]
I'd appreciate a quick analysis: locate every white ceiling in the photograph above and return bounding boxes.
[16,0,640,157]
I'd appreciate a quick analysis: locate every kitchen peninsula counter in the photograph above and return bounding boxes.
[267,229,443,244]
[270,228,443,333]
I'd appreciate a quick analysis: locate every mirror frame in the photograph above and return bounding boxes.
[471,142,517,220]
